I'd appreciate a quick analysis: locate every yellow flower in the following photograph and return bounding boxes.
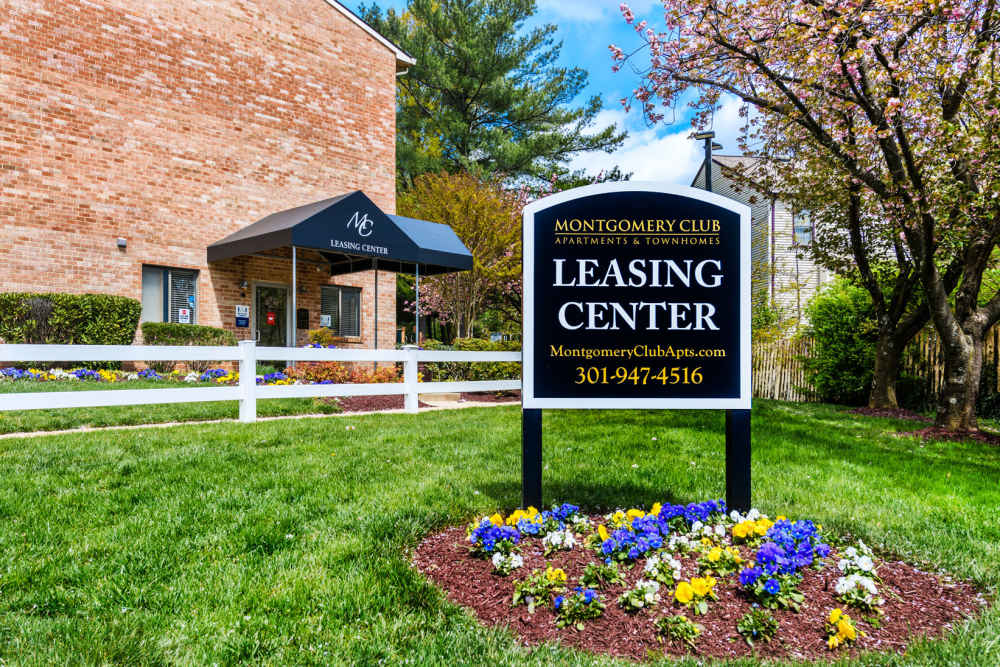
[726,546,741,557]
[707,547,722,563]
[776,515,787,521]
[827,636,839,650]
[546,566,567,583]
[828,608,842,625]
[525,506,539,517]
[506,510,524,526]
[700,537,713,547]
[674,582,694,604]
[611,510,627,525]
[691,577,711,597]
[732,522,751,539]
[597,524,610,542]
[626,508,645,521]
[838,619,857,641]
[489,513,504,527]
[650,502,662,516]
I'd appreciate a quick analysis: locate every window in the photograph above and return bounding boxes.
[793,211,813,246]
[320,285,362,337]
[141,265,198,323]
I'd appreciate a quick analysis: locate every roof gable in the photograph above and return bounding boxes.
[321,0,415,71]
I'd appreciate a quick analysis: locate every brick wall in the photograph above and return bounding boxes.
[0,0,399,346]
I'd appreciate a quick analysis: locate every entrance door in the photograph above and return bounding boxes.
[255,285,288,347]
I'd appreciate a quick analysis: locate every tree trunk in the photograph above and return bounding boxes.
[935,331,982,431]
[869,332,902,409]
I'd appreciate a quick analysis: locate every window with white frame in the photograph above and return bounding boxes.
[320,285,362,337]
[141,265,198,323]
[793,210,813,246]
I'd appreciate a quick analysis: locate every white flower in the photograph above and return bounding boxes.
[747,508,761,521]
[845,546,858,559]
[491,552,523,572]
[857,555,874,572]
[644,554,661,572]
[691,521,703,533]
[714,524,726,537]
[729,510,742,522]
[543,529,575,552]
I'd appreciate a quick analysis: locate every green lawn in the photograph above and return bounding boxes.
[0,381,339,434]
[0,401,997,665]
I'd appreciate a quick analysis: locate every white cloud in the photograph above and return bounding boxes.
[568,97,746,185]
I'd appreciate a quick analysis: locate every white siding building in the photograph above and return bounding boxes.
[691,155,829,322]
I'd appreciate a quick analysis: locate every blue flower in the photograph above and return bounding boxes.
[764,578,781,595]
[554,595,564,609]
[739,567,763,586]
[583,589,596,604]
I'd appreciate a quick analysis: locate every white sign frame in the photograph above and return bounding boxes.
[521,181,752,410]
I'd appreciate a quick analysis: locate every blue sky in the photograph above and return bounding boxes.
[364,0,745,184]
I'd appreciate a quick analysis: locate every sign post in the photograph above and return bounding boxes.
[521,183,752,510]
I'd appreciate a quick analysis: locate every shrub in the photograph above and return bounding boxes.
[419,338,520,382]
[0,292,141,369]
[802,279,877,405]
[285,362,351,384]
[349,365,400,384]
[140,322,237,373]
[0,292,141,345]
[308,328,338,347]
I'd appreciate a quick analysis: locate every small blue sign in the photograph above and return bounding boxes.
[235,316,249,328]
[188,294,196,307]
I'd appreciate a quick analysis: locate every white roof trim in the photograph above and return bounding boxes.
[322,0,416,68]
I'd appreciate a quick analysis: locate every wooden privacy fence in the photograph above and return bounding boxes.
[752,337,818,402]
[0,342,521,421]
[902,327,1000,397]
[752,327,1000,403]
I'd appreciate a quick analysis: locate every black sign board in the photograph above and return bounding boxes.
[519,183,752,512]
[522,183,750,408]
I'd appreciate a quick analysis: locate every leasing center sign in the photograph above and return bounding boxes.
[522,183,751,409]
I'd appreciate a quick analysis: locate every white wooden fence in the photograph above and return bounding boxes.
[0,341,521,422]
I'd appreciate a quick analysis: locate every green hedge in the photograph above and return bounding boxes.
[141,322,237,347]
[141,322,237,374]
[0,292,141,345]
[419,337,521,382]
[802,279,876,405]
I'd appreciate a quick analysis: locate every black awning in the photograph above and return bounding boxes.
[206,191,473,275]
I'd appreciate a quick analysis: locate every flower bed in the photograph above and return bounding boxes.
[412,501,985,662]
[0,365,399,387]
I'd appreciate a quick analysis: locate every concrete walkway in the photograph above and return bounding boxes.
[0,399,520,440]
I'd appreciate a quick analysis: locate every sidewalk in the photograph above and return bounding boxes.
[0,399,520,440]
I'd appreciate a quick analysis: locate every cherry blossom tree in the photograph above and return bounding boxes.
[399,172,523,339]
[613,0,1000,430]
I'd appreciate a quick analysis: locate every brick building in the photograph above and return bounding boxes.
[0,0,443,348]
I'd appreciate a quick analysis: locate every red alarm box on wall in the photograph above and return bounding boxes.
[266,311,276,326]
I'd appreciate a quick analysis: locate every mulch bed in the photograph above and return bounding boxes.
[897,426,1000,447]
[324,393,519,413]
[460,391,521,403]
[848,407,933,422]
[412,523,986,662]
[323,395,431,413]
